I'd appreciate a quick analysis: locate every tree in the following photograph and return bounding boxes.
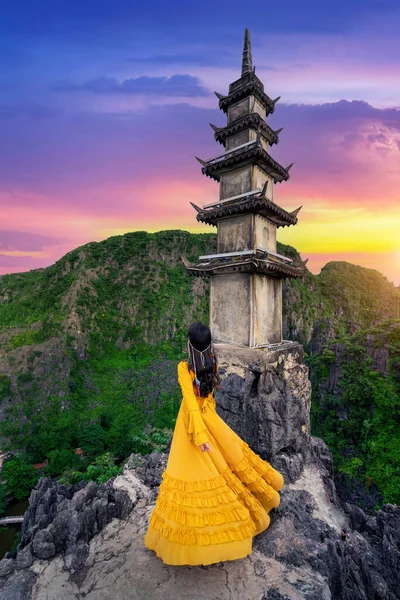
[1,455,40,500]
[0,482,7,516]
[77,422,105,456]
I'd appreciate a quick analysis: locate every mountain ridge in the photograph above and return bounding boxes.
[0,229,399,507]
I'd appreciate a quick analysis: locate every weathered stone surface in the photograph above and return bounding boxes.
[215,343,311,482]
[255,485,394,600]
[15,475,134,574]
[0,568,37,600]
[123,451,168,489]
[119,452,168,504]
[31,529,56,560]
[0,558,15,577]
[15,543,33,570]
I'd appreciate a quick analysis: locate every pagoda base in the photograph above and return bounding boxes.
[210,272,282,346]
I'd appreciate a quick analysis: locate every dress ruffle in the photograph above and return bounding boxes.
[155,497,250,527]
[144,527,252,566]
[145,442,282,555]
[230,443,283,508]
[148,512,256,546]
[242,441,284,487]
[158,486,238,508]
[161,470,226,492]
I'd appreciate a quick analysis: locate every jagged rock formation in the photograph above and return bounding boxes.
[0,476,133,598]
[0,445,399,600]
[19,477,132,570]
[215,343,311,483]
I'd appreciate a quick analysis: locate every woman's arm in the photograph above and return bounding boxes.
[177,361,210,447]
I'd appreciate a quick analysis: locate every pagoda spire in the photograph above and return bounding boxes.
[241,28,252,76]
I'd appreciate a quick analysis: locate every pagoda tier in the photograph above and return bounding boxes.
[216,73,278,116]
[211,113,281,147]
[197,138,291,183]
[183,248,306,279]
[191,188,302,228]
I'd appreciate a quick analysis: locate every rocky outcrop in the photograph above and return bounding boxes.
[215,342,311,483]
[314,323,399,399]
[1,442,399,600]
[0,475,134,587]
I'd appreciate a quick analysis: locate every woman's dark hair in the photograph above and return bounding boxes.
[187,321,220,397]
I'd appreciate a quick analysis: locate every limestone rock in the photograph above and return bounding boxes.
[0,558,14,577]
[1,445,399,600]
[15,543,33,570]
[215,343,312,482]
[17,475,134,574]
[0,568,37,600]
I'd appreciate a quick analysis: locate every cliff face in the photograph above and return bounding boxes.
[215,343,311,484]
[0,345,399,600]
[283,260,399,352]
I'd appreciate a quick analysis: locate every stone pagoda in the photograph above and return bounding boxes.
[184,29,306,348]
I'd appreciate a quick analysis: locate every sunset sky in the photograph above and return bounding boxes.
[1,1,399,285]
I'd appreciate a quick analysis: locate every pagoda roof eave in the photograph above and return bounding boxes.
[184,257,305,280]
[218,81,276,115]
[213,113,279,146]
[201,143,290,183]
[194,194,298,228]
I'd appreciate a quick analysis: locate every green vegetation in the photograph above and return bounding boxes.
[0,376,11,398]
[309,321,400,505]
[317,262,398,328]
[0,229,399,508]
[0,344,181,499]
[1,456,40,501]
[58,452,123,485]
[0,231,213,501]
[0,483,7,517]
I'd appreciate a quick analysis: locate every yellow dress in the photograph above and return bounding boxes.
[143,359,284,566]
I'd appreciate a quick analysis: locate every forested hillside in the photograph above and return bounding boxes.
[0,230,399,505]
[310,321,400,505]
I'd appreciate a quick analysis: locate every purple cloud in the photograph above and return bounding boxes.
[0,231,67,251]
[53,75,210,97]
[0,103,61,120]
[0,254,45,270]
[269,99,400,197]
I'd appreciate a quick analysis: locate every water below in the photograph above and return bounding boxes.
[0,498,29,560]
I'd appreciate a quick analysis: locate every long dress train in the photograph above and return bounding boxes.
[143,359,284,566]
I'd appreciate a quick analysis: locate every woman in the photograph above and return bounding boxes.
[144,321,284,566]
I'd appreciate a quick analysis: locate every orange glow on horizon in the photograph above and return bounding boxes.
[1,178,399,286]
